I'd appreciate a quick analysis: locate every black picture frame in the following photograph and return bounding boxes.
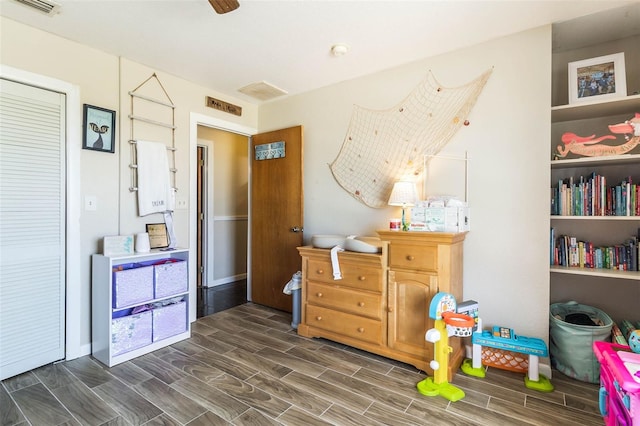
[82,104,116,153]
[146,223,169,249]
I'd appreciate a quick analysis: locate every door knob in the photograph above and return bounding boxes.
[290,226,303,233]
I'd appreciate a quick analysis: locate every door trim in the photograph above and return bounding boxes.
[189,113,256,318]
[0,65,82,360]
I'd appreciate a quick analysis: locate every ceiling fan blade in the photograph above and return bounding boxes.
[208,0,239,14]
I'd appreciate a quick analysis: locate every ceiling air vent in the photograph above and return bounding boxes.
[238,81,288,101]
[12,0,61,16]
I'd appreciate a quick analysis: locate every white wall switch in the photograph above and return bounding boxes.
[176,197,188,209]
[85,195,97,211]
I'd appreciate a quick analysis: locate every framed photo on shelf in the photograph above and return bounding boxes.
[568,52,627,104]
[146,223,169,249]
[82,104,116,153]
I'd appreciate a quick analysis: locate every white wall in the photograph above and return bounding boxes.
[258,26,552,342]
[1,16,259,355]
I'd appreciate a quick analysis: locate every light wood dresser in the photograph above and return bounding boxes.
[297,231,466,379]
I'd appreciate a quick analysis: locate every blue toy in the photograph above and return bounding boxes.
[461,318,554,392]
[416,292,474,402]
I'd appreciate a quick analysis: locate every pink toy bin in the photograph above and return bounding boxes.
[593,341,640,426]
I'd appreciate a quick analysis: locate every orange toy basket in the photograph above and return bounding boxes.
[481,347,529,373]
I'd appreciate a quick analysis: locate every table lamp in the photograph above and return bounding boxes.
[388,181,418,231]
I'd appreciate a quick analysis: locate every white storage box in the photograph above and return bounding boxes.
[153,301,187,342]
[153,259,188,298]
[111,310,152,356]
[411,206,469,232]
[112,264,154,308]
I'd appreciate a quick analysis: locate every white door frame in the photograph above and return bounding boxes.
[0,65,82,360]
[189,113,256,321]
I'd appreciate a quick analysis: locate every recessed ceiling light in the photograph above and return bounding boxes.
[330,43,350,57]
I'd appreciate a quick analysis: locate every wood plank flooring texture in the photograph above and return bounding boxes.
[1,303,604,426]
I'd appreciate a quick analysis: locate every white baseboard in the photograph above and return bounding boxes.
[204,273,247,288]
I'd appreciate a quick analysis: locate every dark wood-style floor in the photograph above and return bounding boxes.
[1,302,604,426]
[197,280,247,319]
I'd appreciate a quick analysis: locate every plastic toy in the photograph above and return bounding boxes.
[416,292,474,402]
[620,320,640,354]
[593,341,640,425]
[461,319,554,392]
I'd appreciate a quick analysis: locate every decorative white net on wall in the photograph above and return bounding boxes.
[329,68,493,208]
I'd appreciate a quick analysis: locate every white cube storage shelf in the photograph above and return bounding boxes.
[92,248,190,367]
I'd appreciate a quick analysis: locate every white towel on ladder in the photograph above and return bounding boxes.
[136,140,174,216]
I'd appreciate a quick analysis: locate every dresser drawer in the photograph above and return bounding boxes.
[306,305,383,345]
[389,244,437,271]
[307,282,382,319]
[307,259,382,292]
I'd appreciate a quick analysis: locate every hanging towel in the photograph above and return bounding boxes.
[330,245,344,280]
[136,140,174,216]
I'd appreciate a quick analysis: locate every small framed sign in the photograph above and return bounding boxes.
[255,141,285,160]
[103,235,134,256]
[146,223,169,249]
[568,52,627,104]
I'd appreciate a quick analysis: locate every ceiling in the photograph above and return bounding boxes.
[1,0,637,104]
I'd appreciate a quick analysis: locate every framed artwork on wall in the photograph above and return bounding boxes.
[568,52,627,104]
[82,104,116,153]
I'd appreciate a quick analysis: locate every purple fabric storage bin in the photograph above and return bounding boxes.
[112,264,154,308]
[152,301,187,342]
[111,311,152,356]
[154,259,188,298]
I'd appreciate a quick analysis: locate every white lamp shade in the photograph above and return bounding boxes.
[388,181,418,207]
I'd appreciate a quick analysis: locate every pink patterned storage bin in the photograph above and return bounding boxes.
[112,264,154,308]
[152,301,187,342]
[153,259,188,298]
[111,311,152,356]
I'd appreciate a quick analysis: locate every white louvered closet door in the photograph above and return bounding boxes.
[0,78,66,380]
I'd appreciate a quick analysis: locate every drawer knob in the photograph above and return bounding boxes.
[316,292,323,298]
[317,269,324,274]
[406,255,415,261]
[316,316,322,321]
[358,276,366,281]
[358,302,365,307]
[357,327,365,333]
[388,307,393,313]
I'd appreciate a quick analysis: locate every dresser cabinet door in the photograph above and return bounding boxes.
[387,269,436,358]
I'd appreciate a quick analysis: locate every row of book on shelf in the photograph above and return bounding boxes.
[550,228,639,271]
[550,173,639,216]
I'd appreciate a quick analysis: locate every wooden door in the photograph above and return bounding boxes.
[387,270,435,358]
[250,126,303,312]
